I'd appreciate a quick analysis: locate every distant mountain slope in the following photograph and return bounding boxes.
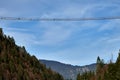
[40,59,96,80]
[0,28,64,80]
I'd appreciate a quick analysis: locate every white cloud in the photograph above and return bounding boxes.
[98,20,120,31]
[107,37,120,43]
[33,26,72,45]
[2,27,35,46]
[4,27,29,32]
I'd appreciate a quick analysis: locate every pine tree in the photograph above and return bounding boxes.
[96,56,101,75]
[76,73,81,80]
[96,56,105,80]
[115,50,120,79]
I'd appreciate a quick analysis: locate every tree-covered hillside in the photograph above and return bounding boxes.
[0,28,64,80]
[76,51,120,80]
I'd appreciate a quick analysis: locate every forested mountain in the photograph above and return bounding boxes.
[0,28,64,80]
[40,59,96,80]
[76,52,120,80]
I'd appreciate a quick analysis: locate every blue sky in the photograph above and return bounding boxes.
[0,0,120,65]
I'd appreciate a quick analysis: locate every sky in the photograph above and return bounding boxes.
[0,0,120,65]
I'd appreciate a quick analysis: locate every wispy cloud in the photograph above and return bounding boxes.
[98,20,120,31]
[33,26,72,45]
[107,37,120,43]
[2,27,35,46]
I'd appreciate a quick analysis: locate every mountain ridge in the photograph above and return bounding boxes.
[40,59,96,80]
